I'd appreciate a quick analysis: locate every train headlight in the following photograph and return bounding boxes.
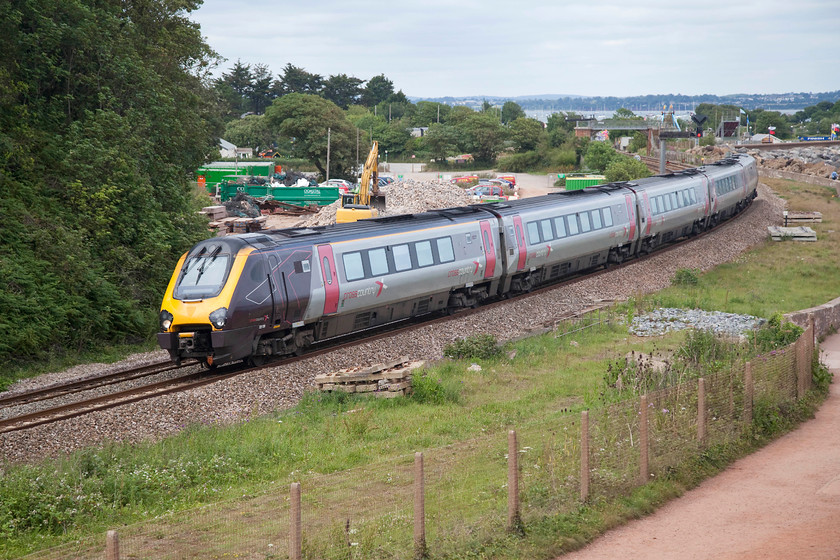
[159,310,174,331]
[209,307,228,329]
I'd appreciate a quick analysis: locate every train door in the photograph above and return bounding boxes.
[624,194,637,240]
[317,244,339,314]
[479,220,496,279]
[640,192,652,236]
[267,254,287,326]
[512,216,527,271]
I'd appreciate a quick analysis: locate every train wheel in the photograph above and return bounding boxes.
[247,355,267,367]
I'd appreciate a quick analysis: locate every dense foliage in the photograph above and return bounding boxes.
[0,0,220,365]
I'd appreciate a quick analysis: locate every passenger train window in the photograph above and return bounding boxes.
[527,221,540,244]
[436,237,455,263]
[393,244,412,272]
[540,219,553,241]
[663,195,672,212]
[416,240,434,267]
[369,248,389,276]
[689,189,697,204]
[591,209,602,229]
[651,196,660,215]
[579,212,591,233]
[567,215,579,235]
[554,217,567,238]
[323,257,333,285]
[681,190,690,206]
[603,207,613,227]
[343,252,365,282]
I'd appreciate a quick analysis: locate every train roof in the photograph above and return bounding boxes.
[240,204,496,248]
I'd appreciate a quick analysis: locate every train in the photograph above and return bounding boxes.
[157,153,759,367]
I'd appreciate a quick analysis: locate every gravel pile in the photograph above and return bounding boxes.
[0,184,784,464]
[297,179,472,227]
[748,145,840,177]
[629,308,766,337]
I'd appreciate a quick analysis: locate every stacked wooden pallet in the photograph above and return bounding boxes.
[314,358,424,398]
[199,205,227,221]
[209,216,267,235]
[767,226,817,242]
[783,211,822,225]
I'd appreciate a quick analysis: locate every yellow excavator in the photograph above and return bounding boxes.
[336,141,387,223]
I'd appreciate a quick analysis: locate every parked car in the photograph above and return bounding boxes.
[466,185,507,202]
[450,175,479,185]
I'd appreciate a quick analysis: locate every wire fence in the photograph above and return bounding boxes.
[26,316,816,560]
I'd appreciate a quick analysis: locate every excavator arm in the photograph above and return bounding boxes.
[336,140,386,223]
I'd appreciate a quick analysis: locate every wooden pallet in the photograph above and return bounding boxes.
[209,216,267,235]
[314,358,424,397]
[783,211,822,224]
[768,226,817,242]
[199,205,227,221]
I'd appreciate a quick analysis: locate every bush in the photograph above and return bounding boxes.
[749,313,803,352]
[443,334,501,360]
[604,157,651,182]
[672,268,700,286]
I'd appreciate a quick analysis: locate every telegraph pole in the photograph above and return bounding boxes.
[326,127,331,181]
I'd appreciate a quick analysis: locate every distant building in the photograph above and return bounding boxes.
[410,127,429,138]
[219,139,237,158]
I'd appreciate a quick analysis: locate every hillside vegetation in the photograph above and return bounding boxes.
[0,1,219,370]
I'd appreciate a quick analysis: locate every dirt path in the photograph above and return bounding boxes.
[558,334,840,560]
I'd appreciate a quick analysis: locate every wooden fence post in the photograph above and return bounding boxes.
[507,430,522,533]
[290,482,301,560]
[744,362,753,423]
[106,530,119,560]
[414,452,427,560]
[580,410,590,502]
[639,395,649,485]
[697,378,706,444]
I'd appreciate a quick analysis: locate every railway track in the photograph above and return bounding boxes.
[0,194,758,435]
[637,155,696,174]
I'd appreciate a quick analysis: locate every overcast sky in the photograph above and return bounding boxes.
[190,0,839,99]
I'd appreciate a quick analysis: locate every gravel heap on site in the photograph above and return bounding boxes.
[686,144,734,162]
[297,179,472,227]
[748,145,840,177]
[0,184,785,464]
[629,308,766,337]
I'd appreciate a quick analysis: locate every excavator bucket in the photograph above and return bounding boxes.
[371,194,386,212]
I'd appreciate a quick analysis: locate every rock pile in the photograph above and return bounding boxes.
[297,179,473,227]
[748,145,840,178]
[629,308,766,337]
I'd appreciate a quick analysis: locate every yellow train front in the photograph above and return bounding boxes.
[157,236,283,367]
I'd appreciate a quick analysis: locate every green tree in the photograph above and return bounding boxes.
[584,141,618,171]
[276,63,323,95]
[753,110,792,139]
[322,74,364,109]
[461,112,505,162]
[508,118,544,152]
[224,115,274,151]
[501,101,526,124]
[413,101,451,126]
[423,123,460,161]
[361,74,394,107]
[613,107,641,119]
[265,93,356,178]
[0,0,220,364]
[247,64,275,114]
[604,157,651,181]
[628,131,648,153]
